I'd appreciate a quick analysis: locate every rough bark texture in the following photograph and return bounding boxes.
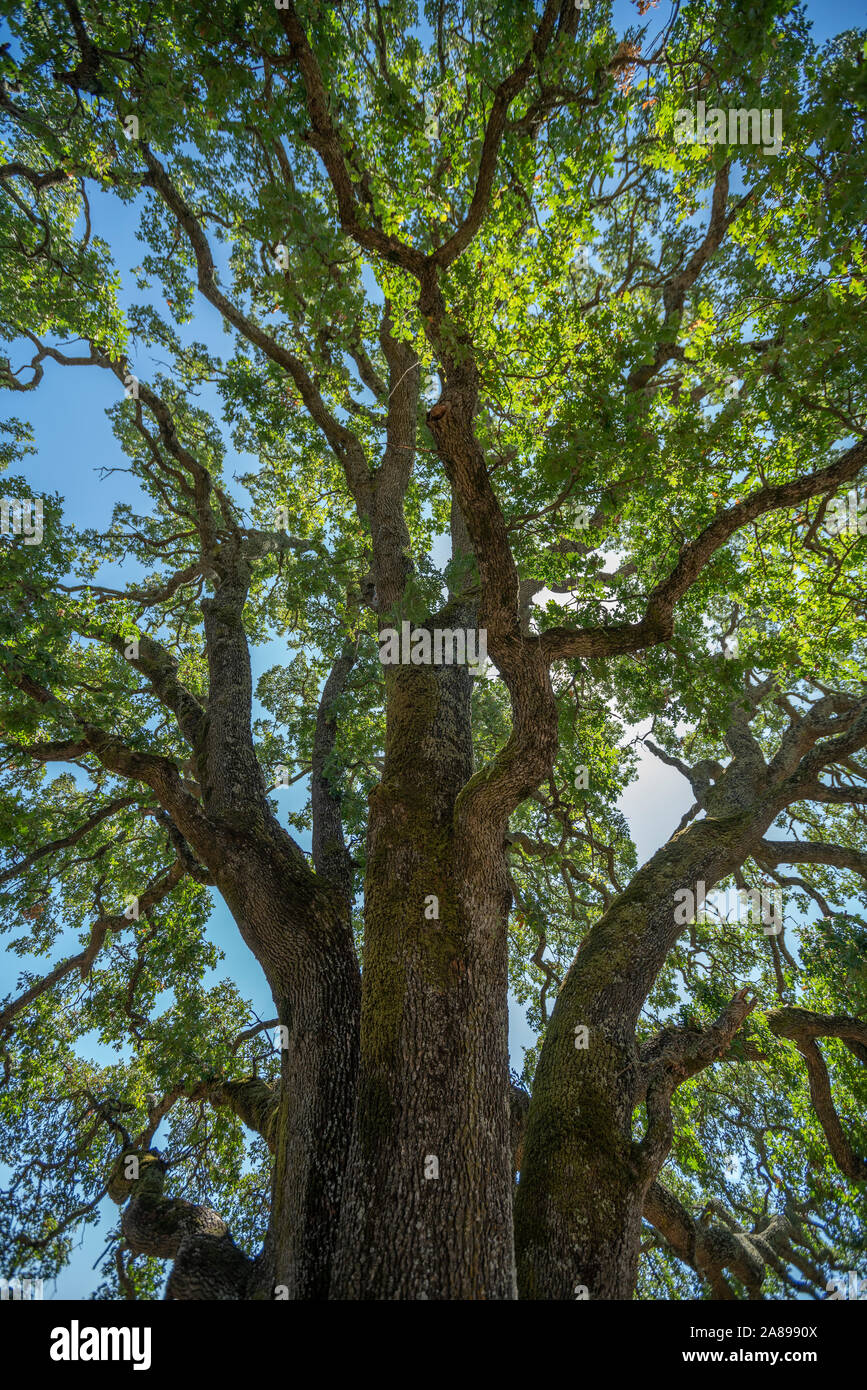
[172,743,361,1301]
[331,605,516,1299]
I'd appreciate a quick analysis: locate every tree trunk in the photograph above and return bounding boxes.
[331,609,516,1299]
[213,838,361,1300]
[515,813,759,1299]
[513,974,648,1299]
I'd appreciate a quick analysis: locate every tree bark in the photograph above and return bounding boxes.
[331,605,516,1299]
[210,840,360,1300]
[514,813,759,1299]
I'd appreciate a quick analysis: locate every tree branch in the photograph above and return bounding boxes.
[768,1008,867,1181]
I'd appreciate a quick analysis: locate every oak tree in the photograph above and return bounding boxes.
[0,0,865,1299]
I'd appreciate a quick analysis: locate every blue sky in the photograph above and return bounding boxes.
[1,0,863,1298]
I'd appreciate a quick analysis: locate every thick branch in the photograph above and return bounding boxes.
[311,636,359,902]
[637,989,758,1177]
[107,1150,253,1299]
[768,1008,867,1181]
[543,438,867,664]
[643,1182,808,1300]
